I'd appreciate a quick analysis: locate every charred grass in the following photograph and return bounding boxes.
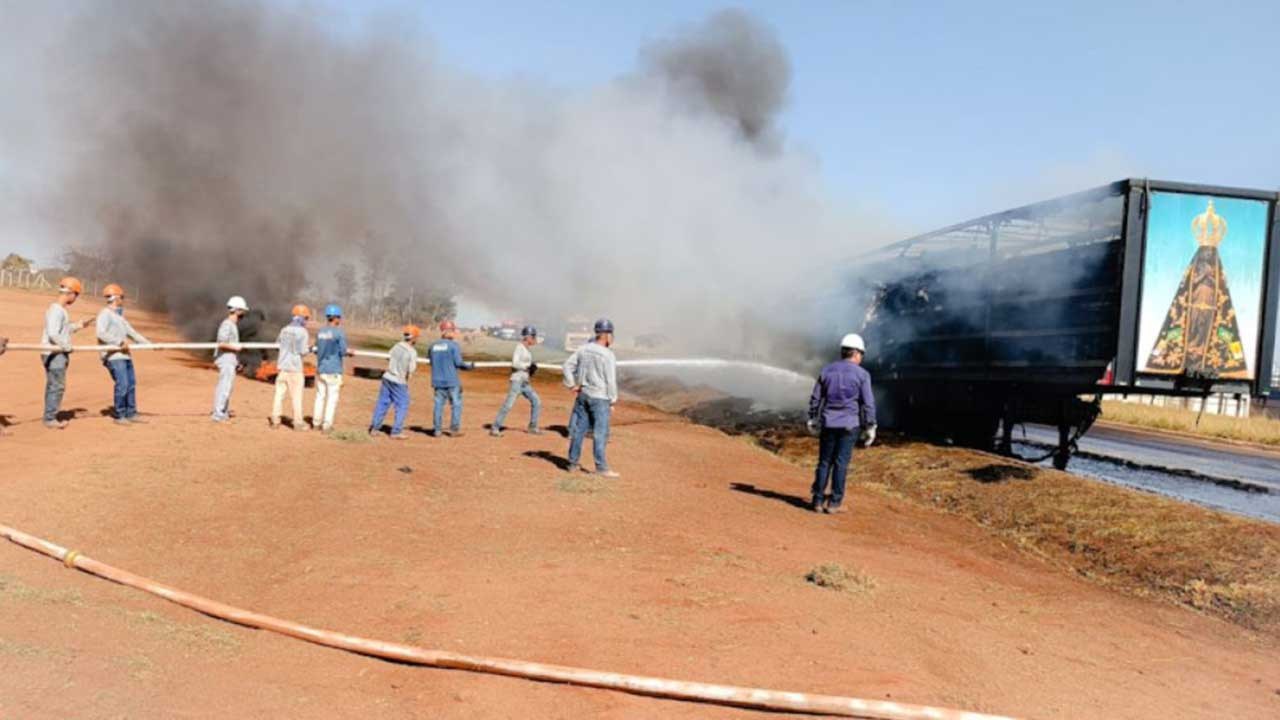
[771,433,1280,635]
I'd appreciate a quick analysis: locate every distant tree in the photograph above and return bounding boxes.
[1,253,34,272]
[334,262,357,309]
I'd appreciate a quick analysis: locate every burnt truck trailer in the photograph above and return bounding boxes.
[857,179,1280,468]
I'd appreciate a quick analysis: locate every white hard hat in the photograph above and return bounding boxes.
[840,333,866,352]
[226,295,249,312]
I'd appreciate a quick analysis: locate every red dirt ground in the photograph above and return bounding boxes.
[0,288,1277,719]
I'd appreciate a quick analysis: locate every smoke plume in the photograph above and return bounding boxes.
[6,1,885,362]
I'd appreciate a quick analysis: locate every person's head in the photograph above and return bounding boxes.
[520,325,538,347]
[593,318,614,348]
[226,295,249,320]
[290,303,311,326]
[402,324,421,344]
[439,319,457,339]
[102,283,125,309]
[58,277,83,306]
[324,303,343,326]
[839,333,866,364]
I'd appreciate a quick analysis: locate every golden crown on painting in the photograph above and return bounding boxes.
[1192,200,1227,248]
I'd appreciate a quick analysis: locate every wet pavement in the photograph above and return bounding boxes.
[1017,423,1280,523]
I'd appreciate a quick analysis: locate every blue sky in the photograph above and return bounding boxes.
[377,0,1279,221]
[3,0,1277,263]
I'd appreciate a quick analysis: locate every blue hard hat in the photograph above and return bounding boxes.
[594,318,614,334]
[520,325,538,338]
[324,303,343,318]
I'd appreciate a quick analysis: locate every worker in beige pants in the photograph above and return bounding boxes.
[310,303,352,432]
[271,303,312,431]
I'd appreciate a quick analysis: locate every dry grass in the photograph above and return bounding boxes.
[1101,400,1280,446]
[771,435,1280,635]
[805,563,876,595]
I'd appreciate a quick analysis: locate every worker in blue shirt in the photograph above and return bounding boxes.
[311,304,353,432]
[430,320,474,437]
[807,333,877,514]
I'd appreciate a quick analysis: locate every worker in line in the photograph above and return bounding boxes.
[807,333,877,514]
[271,304,312,431]
[562,318,619,477]
[490,325,543,437]
[429,320,474,437]
[369,324,420,440]
[96,284,151,425]
[41,277,93,430]
[211,296,248,423]
[311,303,352,433]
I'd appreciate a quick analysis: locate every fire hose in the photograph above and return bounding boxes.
[3,342,550,369]
[0,524,1018,720]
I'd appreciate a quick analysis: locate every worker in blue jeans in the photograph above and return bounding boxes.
[368,325,420,440]
[563,319,620,477]
[808,333,877,514]
[429,320,474,437]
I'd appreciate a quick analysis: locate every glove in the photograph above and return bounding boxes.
[861,424,877,447]
[528,362,539,378]
[805,419,819,436]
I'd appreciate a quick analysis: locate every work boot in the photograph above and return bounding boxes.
[828,504,849,515]
[810,498,824,514]
[449,429,465,438]
[44,420,68,430]
[489,427,503,438]
[389,433,408,441]
[431,429,443,438]
[295,424,310,432]
[527,426,544,436]
[368,427,380,438]
[114,418,131,426]
[127,416,147,424]
[566,463,579,474]
[596,469,621,479]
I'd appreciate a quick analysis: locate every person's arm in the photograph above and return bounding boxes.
[124,317,149,345]
[452,342,474,371]
[806,373,824,434]
[339,330,352,357]
[860,371,877,427]
[512,345,531,371]
[606,354,618,404]
[95,310,113,344]
[562,349,580,389]
[216,322,240,352]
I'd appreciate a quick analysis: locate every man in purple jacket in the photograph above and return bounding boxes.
[808,333,877,514]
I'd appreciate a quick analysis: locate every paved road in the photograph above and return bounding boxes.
[1021,422,1280,491]
[1017,422,1280,522]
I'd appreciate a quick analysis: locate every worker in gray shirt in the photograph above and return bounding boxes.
[211,296,248,423]
[96,283,151,425]
[41,276,93,429]
[562,318,620,477]
[369,324,420,440]
[271,303,312,430]
[490,325,543,437]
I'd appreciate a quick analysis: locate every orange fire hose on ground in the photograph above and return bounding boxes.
[1,525,1021,720]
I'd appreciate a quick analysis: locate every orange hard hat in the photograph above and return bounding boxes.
[102,283,125,298]
[291,303,311,319]
[59,276,83,295]
[402,324,421,340]
[439,320,457,332]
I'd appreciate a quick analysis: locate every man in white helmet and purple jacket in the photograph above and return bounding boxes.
[807,333,877,514]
